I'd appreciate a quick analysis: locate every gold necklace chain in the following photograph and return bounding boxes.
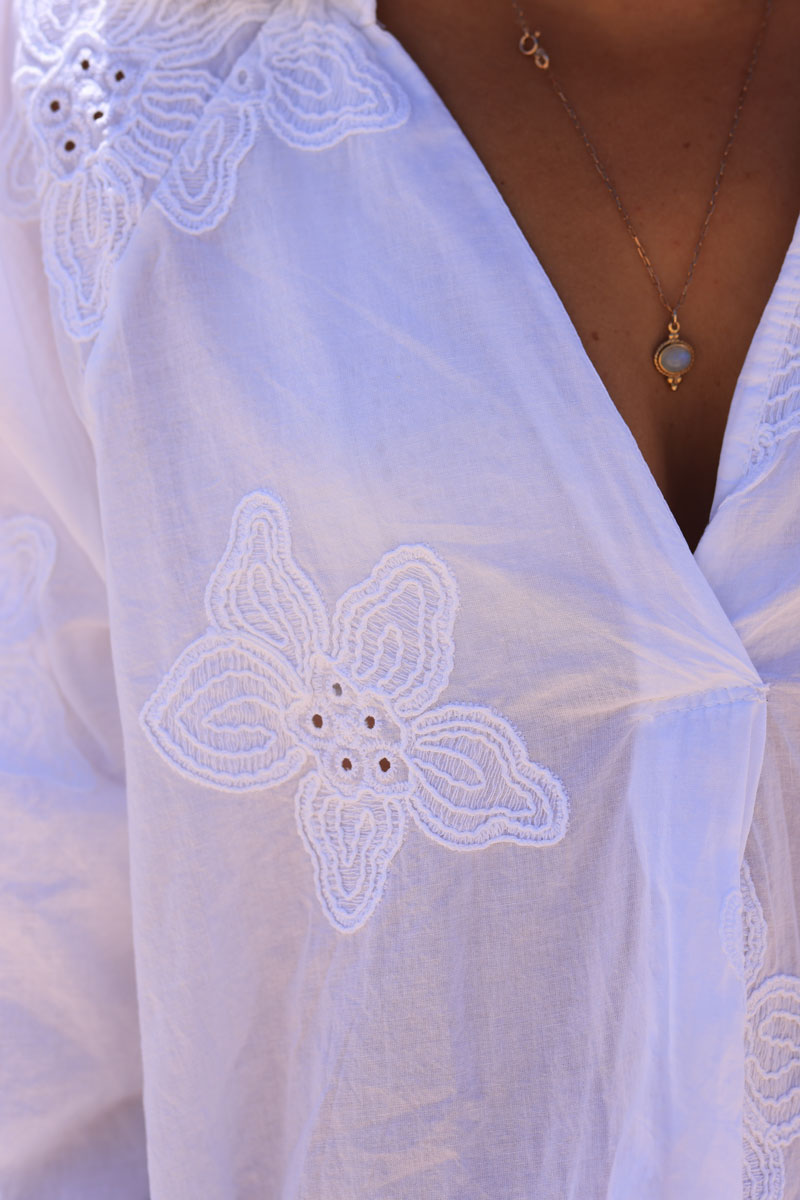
[509,0,774,390]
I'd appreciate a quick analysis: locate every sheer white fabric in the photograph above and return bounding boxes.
[1,0,799,1196]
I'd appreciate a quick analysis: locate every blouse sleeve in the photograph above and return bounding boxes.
[0,8,146,1195]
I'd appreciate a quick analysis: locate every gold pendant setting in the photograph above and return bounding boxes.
[653,317,695,391]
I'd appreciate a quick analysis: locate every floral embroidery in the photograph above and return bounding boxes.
[140,492,569,932]
[730,860,800,1200]
[743,1128,786,1200]
[746,977,800,1145]
[0,0,409,338]
[721,858,767,984]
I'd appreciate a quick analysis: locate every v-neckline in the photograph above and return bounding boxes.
[366,9,800,571]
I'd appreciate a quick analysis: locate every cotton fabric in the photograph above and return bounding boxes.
[1,1,799,1197]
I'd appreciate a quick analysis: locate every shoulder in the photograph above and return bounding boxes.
[0,0,408,340]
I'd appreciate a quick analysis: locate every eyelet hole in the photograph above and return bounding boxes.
[332,682,342,696]
[93,110,103,120]
[49,99,60,112]
[64,139,76,152]
[364,715,375,729]
[81,59,90,70]
[115,69,125,81]
[311,713,323,729]
[379,757,391,773]
[341,758,353,771]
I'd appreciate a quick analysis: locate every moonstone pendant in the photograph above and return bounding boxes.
[653,317,695,391]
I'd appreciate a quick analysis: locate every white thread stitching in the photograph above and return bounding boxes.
[139,490,569,933]
[0,0,409,339]
[746,975,800,1149]
[731,860,800,1199]
[722,860,768,985]
[741,296,800,488]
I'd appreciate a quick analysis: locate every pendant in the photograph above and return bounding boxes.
[653,316,695,391]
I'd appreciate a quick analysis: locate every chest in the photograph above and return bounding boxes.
[375,1,800,550]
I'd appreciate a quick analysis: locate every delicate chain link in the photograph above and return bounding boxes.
[509,0,773,321]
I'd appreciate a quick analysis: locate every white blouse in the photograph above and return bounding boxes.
[1,1,799,1197]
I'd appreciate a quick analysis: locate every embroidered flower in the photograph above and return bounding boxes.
[1,0,409,338]
[743,1125,785,1200]
[746,975,800,1149]
[140,492,569,932]
[721,858,767,984]
[729,860,800,1200]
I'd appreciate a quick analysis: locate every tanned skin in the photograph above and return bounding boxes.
[375,0,800,550]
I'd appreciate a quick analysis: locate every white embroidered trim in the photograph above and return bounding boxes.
[730,860,800,1200]
[140,491,569,932]
[1,0,409,339]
